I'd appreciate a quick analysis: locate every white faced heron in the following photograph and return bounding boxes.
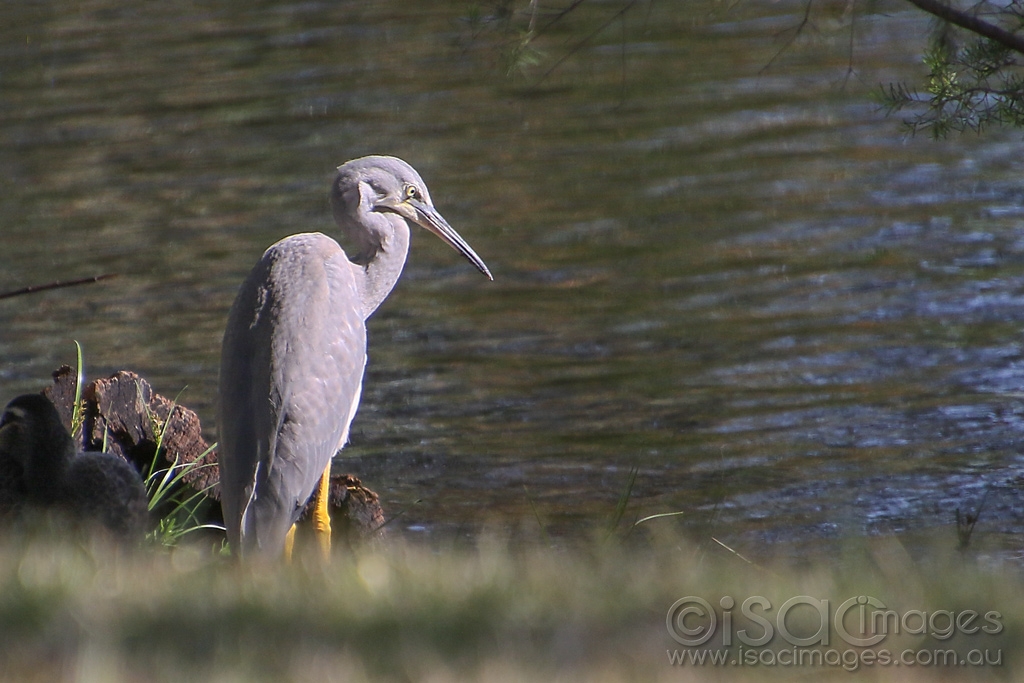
[218,155,492,560]
[0,393,149,541]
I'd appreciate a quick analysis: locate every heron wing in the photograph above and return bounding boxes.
[219,233,367,556]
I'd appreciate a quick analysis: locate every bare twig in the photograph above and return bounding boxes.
[538,0,638,83]
[0,273,118,301]
[761,0,816,74]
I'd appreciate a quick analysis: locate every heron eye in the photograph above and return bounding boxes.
[404,185,420,201]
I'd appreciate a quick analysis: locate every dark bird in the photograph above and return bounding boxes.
[0,393,149,541]
[219,155,491,560]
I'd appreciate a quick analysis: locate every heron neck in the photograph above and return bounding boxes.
[358,223,410,319]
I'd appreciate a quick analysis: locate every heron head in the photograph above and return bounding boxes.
[330,156,492,279]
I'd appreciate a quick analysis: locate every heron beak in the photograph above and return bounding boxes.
[406,198,493,281]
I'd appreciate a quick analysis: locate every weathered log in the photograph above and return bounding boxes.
[299,473,387,542]
[42,366,385,541]
[86,370,218,498]
[44,367,217,500]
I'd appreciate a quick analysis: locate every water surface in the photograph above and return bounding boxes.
[3,1,1024,557]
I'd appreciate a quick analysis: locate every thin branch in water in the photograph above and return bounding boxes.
[841,0,857,89]
[538,0,639,84]
[0,273,118,301]
[375,498,422,531]
[537,0,590,35]
[761,0,817,74]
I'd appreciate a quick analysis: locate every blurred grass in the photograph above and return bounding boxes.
[0,525,1020,682]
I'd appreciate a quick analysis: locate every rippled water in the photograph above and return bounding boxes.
[3,1,1024,556]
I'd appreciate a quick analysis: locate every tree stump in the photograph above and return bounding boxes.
[42,366,385,542]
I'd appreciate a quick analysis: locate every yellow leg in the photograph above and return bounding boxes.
[312,464,332,560]
[284,524,296,562]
